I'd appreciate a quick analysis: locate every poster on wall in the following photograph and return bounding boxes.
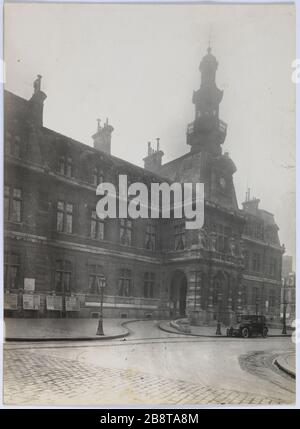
[46,295,63,311]
[65,296,80,312]
[23,294,40,310]
[4,293,18,310]
[24,278,36,292]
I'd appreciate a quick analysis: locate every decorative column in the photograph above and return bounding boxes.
[226,275,234,326]
[236,269,243,314]
[187,270,204,326]
[206,272,214,324]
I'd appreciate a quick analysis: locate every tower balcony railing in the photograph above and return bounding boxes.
[186,119,227,136]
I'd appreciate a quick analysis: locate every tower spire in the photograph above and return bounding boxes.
[208,24,212,53]
[186,46,227,155]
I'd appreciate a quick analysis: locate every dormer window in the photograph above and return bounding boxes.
[92,167,104,186]
[58,157,65,175]
[11,136,21,158]
[58,156,73,178]
[66,158,72,177]
[5,133,21,158]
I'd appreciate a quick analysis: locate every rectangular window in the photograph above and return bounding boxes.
[4,252,21,290]
[90,210,104,240]
[66,158,73,177]
[57,201,64,232]
[144,272,155,298]
[4,185,10,220]
[216,224,228,253]
[244,250,249,270]
[66,203,73,234]
[145,222,156,250]
[269,257,277,277]
[118,268,132,297]
[120,219,132,246]
[12,188,22,222]
[59,157,65,175]
[254,223,263,240]
[174,222,185,250]
[55,260,72,293]
[11,136,21,158]
[56,201,74,233]
[252,253,261,272]
[88,265,105,294]
[4,186,22,222]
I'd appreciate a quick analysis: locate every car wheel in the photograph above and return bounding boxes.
[241,327,250,338]
[262,327,268,338]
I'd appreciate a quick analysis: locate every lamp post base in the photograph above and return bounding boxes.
[96,319,104,336]
[282,326,287,335]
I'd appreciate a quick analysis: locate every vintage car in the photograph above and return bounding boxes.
[226,315,268,338]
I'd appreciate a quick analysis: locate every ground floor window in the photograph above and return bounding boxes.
[4,252,21,290]
[118,268,132,297]
[144,272,155,298]
[88,265,105,294]
[55,259,72,293]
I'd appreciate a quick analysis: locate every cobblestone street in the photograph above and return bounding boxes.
[3,321,296,406]
[4,348,286,406]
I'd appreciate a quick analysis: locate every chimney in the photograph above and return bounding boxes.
[92,118,114,155]
[28,75,47,127]
[242,196,260,214]
[143,138,164,173]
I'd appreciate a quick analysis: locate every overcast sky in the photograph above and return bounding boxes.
[4,3,296,265]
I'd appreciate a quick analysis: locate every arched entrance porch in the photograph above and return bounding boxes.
[169,270,187,318]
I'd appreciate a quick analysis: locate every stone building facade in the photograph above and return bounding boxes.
[4,49,284,324]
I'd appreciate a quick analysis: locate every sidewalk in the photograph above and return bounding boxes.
[275,352,296,378]
[159,320,293,338]
[4,318,130,341]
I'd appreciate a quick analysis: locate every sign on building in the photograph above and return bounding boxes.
[23,294,40,310]
[46,295,63,311]
[4,293,18,310]
[24,278,36,292]
[65,296,80,312]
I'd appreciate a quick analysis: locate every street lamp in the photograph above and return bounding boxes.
[216,292,222,336]
[96,275,106,336]
[255,297,260,316]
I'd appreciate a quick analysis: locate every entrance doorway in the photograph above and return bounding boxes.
[170,271,187,317]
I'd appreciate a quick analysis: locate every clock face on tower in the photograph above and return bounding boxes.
[219,177,226,189]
